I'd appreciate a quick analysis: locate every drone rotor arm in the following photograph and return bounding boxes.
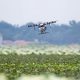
[28,25,33,27]
[33,24,38,26]
[51,21,56,23]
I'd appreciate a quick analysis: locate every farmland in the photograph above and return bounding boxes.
[0,44,80,80]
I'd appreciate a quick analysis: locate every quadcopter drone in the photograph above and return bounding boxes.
[28,21,56,34]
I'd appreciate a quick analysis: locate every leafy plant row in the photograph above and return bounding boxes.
[0,53,80,80]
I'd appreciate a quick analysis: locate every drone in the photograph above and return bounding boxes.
[28,21,56,34]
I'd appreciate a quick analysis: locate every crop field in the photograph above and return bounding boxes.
[0,44,80,80]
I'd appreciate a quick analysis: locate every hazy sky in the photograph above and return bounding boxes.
[0,0,80,25]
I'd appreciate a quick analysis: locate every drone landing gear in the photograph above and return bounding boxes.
[39,32,48,34]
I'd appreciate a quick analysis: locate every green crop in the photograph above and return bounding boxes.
[0,45,80,80]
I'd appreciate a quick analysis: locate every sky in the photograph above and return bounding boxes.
[0,0,80,25]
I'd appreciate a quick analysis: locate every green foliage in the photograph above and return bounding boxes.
[0,45,80,80]
[0,53,80,80]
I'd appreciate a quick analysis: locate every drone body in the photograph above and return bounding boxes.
[28,21,56,34]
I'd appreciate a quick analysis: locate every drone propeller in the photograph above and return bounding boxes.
[43,21,56,26]
[28,24,38,30]
[51,21,56,23]
[28,25,32,27]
